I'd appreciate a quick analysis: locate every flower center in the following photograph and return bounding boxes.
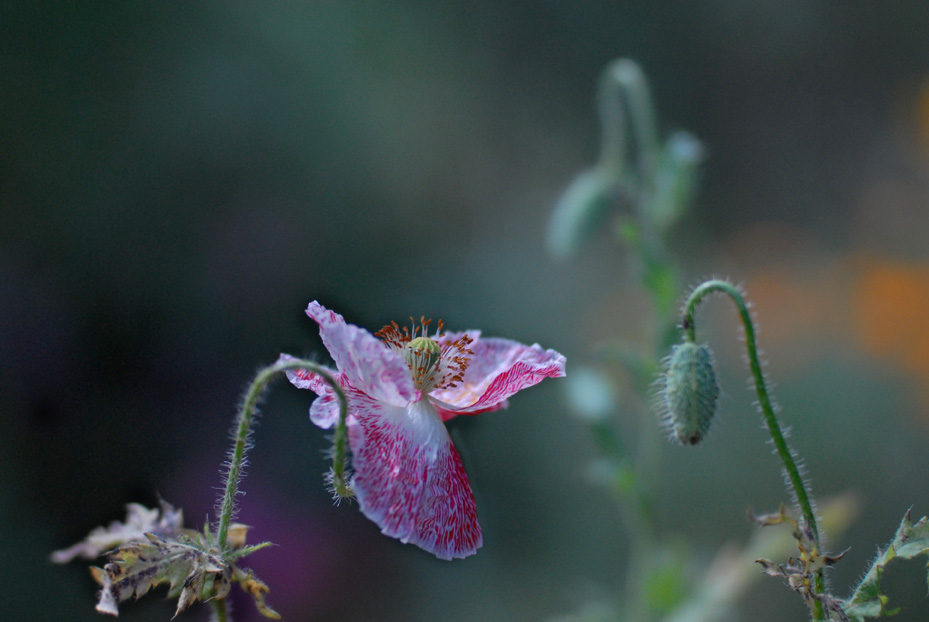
[404,337,442,389]
[375,317,475,393]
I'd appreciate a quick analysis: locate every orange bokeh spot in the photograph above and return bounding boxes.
[747,269,829,345]
[854,257,929,377]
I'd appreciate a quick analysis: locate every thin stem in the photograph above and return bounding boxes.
[211,598,228,622]
[216,358,346,549]
[681,279,825,619]
[597,60,628,174]
[597,59,662,179]
[599,59,660,180]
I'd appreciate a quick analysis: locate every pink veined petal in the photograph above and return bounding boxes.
[430,337,567,417]
[431,399,505,422]
[279,354,346,429]
[348,395,482,560]
[279,354,338,393]
[306,301,419,407]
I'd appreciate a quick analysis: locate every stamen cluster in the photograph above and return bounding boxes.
[376,317,474,392]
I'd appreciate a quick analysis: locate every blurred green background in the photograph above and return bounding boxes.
[6,2,929,621]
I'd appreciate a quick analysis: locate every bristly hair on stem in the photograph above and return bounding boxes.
[215,358,347,550]
[674,278,827,621]
[214,382,263,530]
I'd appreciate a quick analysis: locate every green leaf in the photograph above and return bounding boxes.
[226,540,276,562]
[91,533,231,617]
[642,553,688,614]
[844,511,929,621]
[59,501,282,618]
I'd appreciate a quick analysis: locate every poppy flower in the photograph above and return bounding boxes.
[281,301,566,559]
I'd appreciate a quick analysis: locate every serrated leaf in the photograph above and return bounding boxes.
[227,541,275,562]
[893,515,929,558]
[844,511,929,621]
[92,533,229,617]
[51,501,185,563]
[59,502,283,618]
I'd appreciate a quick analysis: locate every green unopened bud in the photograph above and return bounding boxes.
[661,342,719,445]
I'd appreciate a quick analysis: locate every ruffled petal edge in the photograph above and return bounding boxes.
[430,337,566,417]
[278,354,344,429]
[306,301,419,407]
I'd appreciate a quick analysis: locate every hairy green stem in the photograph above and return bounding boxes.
[681,279,825,619]
[216,358,347,549]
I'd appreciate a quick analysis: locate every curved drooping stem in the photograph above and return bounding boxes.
[204,359,345,622]
[681,279,825,616]
[216,359,347,549]
[597,58,660,179]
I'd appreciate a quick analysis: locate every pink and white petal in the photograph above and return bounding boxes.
[279,354,346,429]
[415,440,483,559]
[430,337,566,414]
[431,399,506,423]
[306,301,418,407]
[279,354,339,393]
[348,396,482,560]
[309,390,345,429]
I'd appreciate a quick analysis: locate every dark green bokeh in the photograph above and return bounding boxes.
[6,3,929,621]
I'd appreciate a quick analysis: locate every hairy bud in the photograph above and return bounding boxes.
[661,342,719,445]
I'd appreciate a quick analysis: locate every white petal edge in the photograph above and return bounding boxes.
[279,354,345,429]
[306,301,419,407]
[430,337,566,413]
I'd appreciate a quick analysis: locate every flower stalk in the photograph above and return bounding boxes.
[680,279,825,619]
[211,599,228,622]
[597,58,659,178]
[216,359,346,549]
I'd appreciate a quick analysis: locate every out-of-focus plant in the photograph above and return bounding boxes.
[550,57,711,621]
[548,57,703,317]
[551,58,929,622]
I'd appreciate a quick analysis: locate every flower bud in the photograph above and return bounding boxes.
[547,169,617,259]
[662,342,719,445]
[649,130,704,231]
